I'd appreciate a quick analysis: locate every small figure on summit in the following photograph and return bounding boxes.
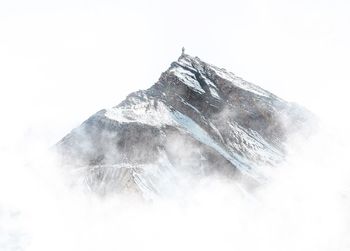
[182,47,185,56]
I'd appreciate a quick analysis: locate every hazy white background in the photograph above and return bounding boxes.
[1,0,350,149]
[1,1,350,251]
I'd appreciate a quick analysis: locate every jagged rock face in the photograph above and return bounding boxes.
[56,54,313,198]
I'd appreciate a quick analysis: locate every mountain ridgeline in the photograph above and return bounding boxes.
[56,53,314,199]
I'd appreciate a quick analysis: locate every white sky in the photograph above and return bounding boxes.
[0,0,349,149]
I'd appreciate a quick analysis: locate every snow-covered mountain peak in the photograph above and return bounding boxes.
[55,53,314,198]
[165,53,274,99]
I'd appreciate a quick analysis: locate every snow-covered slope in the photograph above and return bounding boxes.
[56,53,314,198]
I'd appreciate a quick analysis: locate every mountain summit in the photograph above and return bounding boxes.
[56,53,314,198]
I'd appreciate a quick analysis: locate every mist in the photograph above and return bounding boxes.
[1,0,350,250]
[1,121,350,251]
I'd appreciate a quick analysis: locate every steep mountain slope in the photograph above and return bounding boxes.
[56,53,313,198]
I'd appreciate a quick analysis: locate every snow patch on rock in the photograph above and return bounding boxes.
[105,100,175,127]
